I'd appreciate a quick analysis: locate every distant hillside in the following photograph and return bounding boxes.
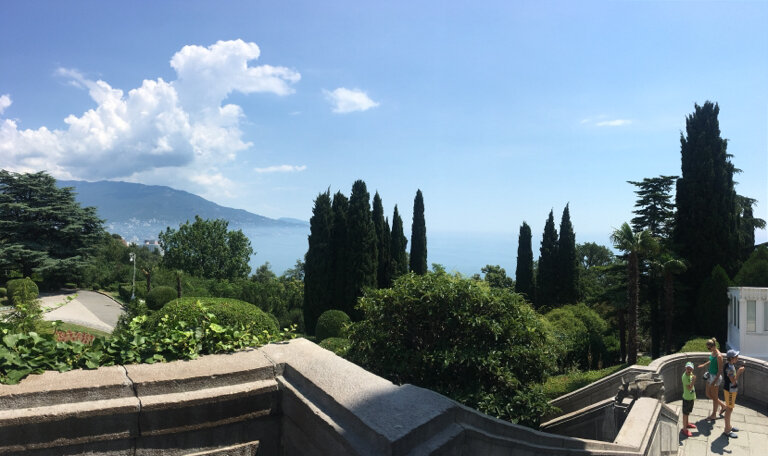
[58,180,307,242]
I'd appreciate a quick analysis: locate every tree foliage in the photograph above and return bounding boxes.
[409,189,428,275]
[734,246,768,287]
[159,216,252,280]
[372,192,392,288]
[345,180,378,319]
[481,264,514,289]
[536,210,559,309]
[627,175,677,240]
[696,265,731,344]
[390,205,408,280]
[346,271,556,427]
[515,222,535,301]
[557,204,578,304]
[0,170,105,286]
[304,190,333,335]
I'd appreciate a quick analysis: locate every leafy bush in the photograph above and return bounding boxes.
[346,272,557,428]
[148,297,278,334]
[543,364,627,400]
[64,282,77,289]
[91,284,100,291]
[285,308,305,334]
[0,303,296,385]
[0,288,6,298]
[545,303,609,371]
[680,337,719,353]
[146,286,178,311]
[315,310,350,340]
[319,337,351,356]
[7,278,39,306]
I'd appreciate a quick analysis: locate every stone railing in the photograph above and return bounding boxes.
[0,339,712,455]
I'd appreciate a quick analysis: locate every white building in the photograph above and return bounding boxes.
[727,287,768,360]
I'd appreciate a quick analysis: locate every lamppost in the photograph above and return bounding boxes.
[129,252,136,301]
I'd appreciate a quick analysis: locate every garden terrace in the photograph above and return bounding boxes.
[3,339,768,455]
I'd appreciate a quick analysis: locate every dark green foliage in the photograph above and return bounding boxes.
[515,222,534,301]
[481,265,514,289]
[627,176,677,240]
[7,278,38,306]
[148,297,278,334]
[318,337,351,356]
[329,191,351,319]
[536,210,559,309]
[347,272,557,428]
[409,189,427,275]
[680,336,720,353]
[159,216,253,280]
[146,286,178,311]
[734,246,768,287]
[390,205,408,280]
[0,171,105,287]
[546,304,608,371]
[557,204,578,304]
[736,196,766,263]
[674,102,741,331]
[577,242,614,269]
[372,192,392,288]
[315,309,351,341]
[0,288,6,298]
[344,180,378,319]
[696,265,731,344]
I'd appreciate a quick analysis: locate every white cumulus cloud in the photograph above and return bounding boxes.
[0,39,301,190]
[254,164,307,174]
[324,87,379,113]
[0,94,11,114]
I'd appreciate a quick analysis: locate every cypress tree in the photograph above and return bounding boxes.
[515,222,535,302]
[330,192,350,315]
[557,204,578,304]
[409,189,428,275]
[372,192,392,288]
[303,190,333,335]
[390,205,408,280]
[674,102,740,332]
[346,180,378,319]
[536,210,559,309]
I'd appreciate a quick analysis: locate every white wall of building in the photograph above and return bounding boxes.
[728,287,768,360]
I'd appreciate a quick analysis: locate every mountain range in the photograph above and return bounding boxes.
[58,180,307,243]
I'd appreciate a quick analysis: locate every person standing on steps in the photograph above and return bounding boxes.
[681,361,697,437]
[722,349,745,439]
[697,337,726,420]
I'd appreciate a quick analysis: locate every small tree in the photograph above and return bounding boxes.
[409,190,428,275]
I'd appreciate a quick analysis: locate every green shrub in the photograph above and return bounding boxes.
[545,303,609,371]
[734,246,768,287]
[146,286,178,311]
[64,282,77,289]
[7,278,39,306]
[285,308,305,334]
[0,288,6,298]
[315,310,350,340]
[680,337,720,353]
[91,284,101,291]
[118,284,132,302]
[148,297,278,334]
[319,337,351,356]
[347,272,557,428]
[543,364,627,400]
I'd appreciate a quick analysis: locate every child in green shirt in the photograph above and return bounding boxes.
[681,361,697,437]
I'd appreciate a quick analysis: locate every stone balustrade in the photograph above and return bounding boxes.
[5,339,761,455]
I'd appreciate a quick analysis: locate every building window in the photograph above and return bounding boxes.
[747,300,756,332]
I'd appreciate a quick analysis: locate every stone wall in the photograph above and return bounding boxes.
[5,339,759,455]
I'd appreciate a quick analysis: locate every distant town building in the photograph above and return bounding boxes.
[727,287,768,361]
[142,239,163,254]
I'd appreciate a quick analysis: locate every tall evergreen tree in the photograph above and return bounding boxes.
[409,189,428,275]
[303,190,333,335]
[557,204,578,304]
[627,175,677,241]
[0,170,105,286]
[674,102,740,333]
[515,222,535,301]
[536,210,559,309]
[736,195,766,262]
[390,205,408,280]
[329,192,350,315]
[372,192,392,288]
[345,180,378,318]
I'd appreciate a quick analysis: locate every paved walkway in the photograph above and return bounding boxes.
[41,290,124,333]
[668,398,768,456]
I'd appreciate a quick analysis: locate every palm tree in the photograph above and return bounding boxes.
[660,255,687,354]
[611,223,658,365]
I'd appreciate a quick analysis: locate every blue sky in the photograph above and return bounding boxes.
[1,1,767,256]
